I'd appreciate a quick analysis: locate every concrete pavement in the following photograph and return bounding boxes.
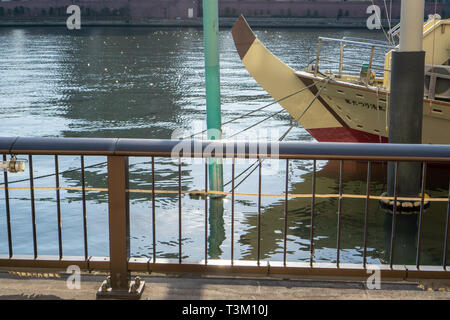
[0,270,449,300]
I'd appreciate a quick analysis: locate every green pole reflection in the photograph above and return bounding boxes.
[208,197,225,259]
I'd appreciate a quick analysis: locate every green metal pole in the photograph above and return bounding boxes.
[203,0,223,193]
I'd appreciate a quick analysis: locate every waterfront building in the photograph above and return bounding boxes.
[0,0,447,20]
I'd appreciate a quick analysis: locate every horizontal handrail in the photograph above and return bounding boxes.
[320,57,390,72]
[388,22,401,37]
[318,37,397,50]
[342,36,393,45]
[1,137,450,162]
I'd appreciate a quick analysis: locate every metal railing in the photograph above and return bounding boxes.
[313,37,396,84]
[0,137,450,285]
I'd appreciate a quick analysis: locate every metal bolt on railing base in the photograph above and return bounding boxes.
[96,276,145,300]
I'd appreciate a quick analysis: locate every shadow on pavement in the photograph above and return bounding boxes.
[0,294,64,300]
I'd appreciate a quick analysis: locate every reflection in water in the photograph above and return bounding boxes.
[208,198,225,259]
[59,30,189,139]
[250,160,449,266]
[383,214,418,266]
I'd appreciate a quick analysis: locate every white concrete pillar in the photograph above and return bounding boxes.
[399,0,425,52]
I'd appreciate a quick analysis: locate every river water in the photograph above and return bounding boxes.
[0,26,448,266]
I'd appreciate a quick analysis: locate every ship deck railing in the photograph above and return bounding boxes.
[313,36,396,83]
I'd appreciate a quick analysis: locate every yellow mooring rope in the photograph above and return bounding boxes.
[0,186,448,202]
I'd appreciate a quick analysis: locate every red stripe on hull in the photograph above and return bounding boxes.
[307,127,450,167]
[307,127,388,143]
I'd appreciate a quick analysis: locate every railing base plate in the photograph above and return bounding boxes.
[96,277,145,300]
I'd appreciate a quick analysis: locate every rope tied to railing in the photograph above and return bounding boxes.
[1,185,447,203]
[224,77,332,191]
[182,77,331,140]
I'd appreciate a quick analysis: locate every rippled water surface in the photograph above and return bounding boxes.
[0,26,448,266]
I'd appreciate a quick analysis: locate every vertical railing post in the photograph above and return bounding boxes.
[283,159,289,266]
[363,161,371,268]
[55,155,63,260]
[443,180,450,270]
[29,155,37,259]
[315,39,322,77]
[310,160,317,267]
[366,46,375,85]
[336,160,344,268]
[97,155,144,299]
[428,72,437,100]
[204,160,208,264]
[3,154,12,258]
[81,156,88,261]
[231,158,235,265]
[151,156,156,263]
[257,160,262,266]
[108,156,129,290]
[389,162,399,269]
[415,162,427,269]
